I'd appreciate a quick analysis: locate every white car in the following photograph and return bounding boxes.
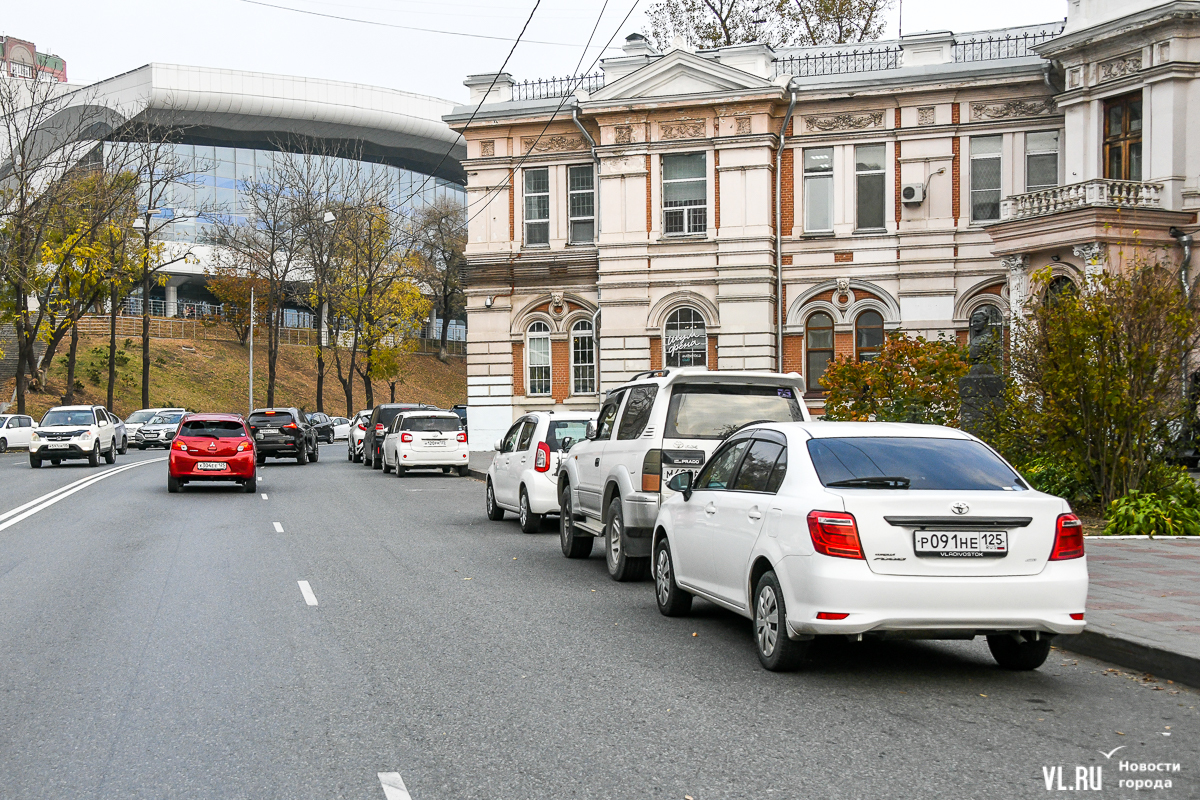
[29,405,120,467]
[126,407,186,447]
[330,417,351,441]
[0,414,35,452]
[347,410,371,462]
[485,411,596,533]
[652,421,1087,672]
[381,410,470,476]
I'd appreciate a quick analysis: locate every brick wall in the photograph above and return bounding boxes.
[781,147,794,233]
[951,102,961,226]
[894,140,902,224]
[512,341,524,397]
[713,149,720,231]
[551,339,569,402]
[645,155,652,233]
[834,330,854,361]
[649,336,662,370]
[707,335,718,370]
[782,333,803,374]
[508,173,515,241]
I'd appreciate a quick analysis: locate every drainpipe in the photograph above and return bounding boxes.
[575,105,604,409]
[591,307,602,410]
[775,90,798,373]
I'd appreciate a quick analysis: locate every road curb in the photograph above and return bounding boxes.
[468,468,487,482]
[1057,629,1200,688]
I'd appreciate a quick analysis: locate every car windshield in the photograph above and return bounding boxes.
[180,419,247,438]
[665,385,804,439]
[149,413,183,425]
[807,437,1027,491]
[401,416,460,432]
[547,420,589,452]
[249,413,294,426]
[40,409,95,427]
[126,410,157,424]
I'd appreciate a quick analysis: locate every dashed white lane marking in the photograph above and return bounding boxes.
[0,458,167,533]
[378,772,412,800]
[257,476,262,482]
[273,522,284,533]
[297,580,318,606]
[261,493,268,500]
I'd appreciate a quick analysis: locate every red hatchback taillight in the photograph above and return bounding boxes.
[807,511,864,559]
[400,432,413,443]
[534,441,551,472]
[237,440,251,452]
[174,440,188,451]
[1050,513,1085,560]
[457,431,468,443]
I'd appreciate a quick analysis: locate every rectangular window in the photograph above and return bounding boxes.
[527,335,551,395]
[970,136,1002,223]
[1104,92,1143,181]
[662,153,707,234]
[572,326,595,395]
[1026,131,1059,192]
[804,148,834,232]
[523,168,549,246]
[855,144,886,230]
[568,165,594,244]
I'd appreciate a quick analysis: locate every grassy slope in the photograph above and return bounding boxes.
[5,335,466,420]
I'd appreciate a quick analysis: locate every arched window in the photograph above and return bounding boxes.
[526,321,551,396]
[571,319,595,395]
[855,310,884,361]
[1046,275,1077,304]
[664,307,707,368]
[805,312,834,392]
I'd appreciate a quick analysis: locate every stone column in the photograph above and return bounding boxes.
[1002,254,1029,320]
[165,284,178,318]
[1073,242,1108,281]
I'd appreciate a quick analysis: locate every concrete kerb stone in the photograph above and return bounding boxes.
[1057,630,1200,689]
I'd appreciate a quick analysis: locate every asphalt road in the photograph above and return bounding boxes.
[0,444,1197,799]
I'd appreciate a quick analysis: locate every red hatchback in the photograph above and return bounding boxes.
[168,413,257,493]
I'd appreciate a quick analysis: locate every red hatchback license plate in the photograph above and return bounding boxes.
[196,462,228,471]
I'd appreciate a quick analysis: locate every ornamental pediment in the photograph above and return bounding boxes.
[588,50,776,103]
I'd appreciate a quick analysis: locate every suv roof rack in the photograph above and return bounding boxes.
[629,369,670,381]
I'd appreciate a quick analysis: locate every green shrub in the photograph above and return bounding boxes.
[1019,455,1095,504]
[1142,461,1200,507]
[1106,490,1200,537]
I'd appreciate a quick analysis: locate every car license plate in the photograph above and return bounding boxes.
[47,443,69,449]
[424,439,446,447]
[914,531,1008,558]
[196,462,227,471]
[260,428,278,436]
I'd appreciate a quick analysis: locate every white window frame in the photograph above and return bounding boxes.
[854,143,887,232]
[662,153,707,235]
[567,165,595,245]
[970,136,1003,224]
[570,319,595,395]
[526,321,551,396]
[1025,130,1060,193]
[803,147,834,233]
[523,167,549,246]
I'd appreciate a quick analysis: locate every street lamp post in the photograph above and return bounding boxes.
[131,209,159,409]
[249,286,255,415]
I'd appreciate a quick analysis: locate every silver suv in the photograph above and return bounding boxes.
[557,368,809,580]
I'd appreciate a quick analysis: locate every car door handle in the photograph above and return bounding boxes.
[594,458,600,467]
[704,503,717,516]
[748,510,762,521]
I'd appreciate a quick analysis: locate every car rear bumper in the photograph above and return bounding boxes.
[396,447,470,468]
[525,471,563,514]
[257,441,304,456]
[777,554,1088,638]
[169,452,255,480]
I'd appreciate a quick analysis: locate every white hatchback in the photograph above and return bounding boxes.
[381,410,470,476]
[652,422,1087,672]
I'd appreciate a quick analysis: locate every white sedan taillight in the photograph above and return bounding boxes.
[806,511,864,560]
[534,441,551,472]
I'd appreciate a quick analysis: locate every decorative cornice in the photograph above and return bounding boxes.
[521,135,587,154]
[1001,254,1029,273]
[1099,54,1143,82]
[804,111,883,132]
[970,98,1053,121]
[659,120,706,140]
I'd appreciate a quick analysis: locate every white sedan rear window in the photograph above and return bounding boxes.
[807,437,1026,491]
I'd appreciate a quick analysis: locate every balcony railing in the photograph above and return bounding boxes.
[773,46,902,78]
[952,27,1064,62]
[511,74,605,101]
[999,179,1164,221]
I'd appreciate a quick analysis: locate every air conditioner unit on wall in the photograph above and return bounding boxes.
[901,183,925,205]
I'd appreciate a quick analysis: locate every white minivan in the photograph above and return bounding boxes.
[381,410,470,476]
[0,414,35,452]
[485,411,595,532]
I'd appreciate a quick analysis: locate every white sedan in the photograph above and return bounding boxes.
[330,417,351,441]
[0,414,35,451]
[652,422,1087,672]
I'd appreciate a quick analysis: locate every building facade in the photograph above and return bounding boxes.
[0,35,67,82]
[448,0,1200,449]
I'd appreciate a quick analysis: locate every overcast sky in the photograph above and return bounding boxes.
[6,0,1067,103]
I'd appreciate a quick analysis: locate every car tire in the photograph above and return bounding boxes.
[458,465,470,477]
[51,459,61,466]
[605,497,649,582]
[29,454,40,468]
[987,634,1052,671]
[347,447,354,462]
[88,442,100,467]
[0,437,7,453]
[353,446,362,464]
[167,475,181,493]
[383,453,393,474]
[559,486,593,559]
[118,436,128,455]
[243,471,257,493]
[519,488,542,534]
[486,480,505,521]
[310,442,319,462]
[395,466,406,477]
[753,571,808,672]
[257,454,266,466]
[442,466,451,474]
[654,537,693,617]
[103,441,116,464]
[297,446,308,465]
[372,448,382,470]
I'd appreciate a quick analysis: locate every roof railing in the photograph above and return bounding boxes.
[773,45,901,78]
[951,26,1064,62]
[511,73,606,101]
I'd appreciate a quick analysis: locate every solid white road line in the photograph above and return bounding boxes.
[273,522,284,533]
[0,458,167,534]
[297,580,318,606]
[378,772,413,800]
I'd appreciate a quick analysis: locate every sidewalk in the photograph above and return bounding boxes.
[1059,537,1200,685]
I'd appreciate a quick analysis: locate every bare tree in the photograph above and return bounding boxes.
[642,0,891,50]
[412,197,466,363]
[786,0,891,46]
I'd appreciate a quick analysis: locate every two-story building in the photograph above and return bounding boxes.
[447,0,1199,449]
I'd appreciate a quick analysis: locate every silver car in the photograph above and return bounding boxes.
[134,411,185,449]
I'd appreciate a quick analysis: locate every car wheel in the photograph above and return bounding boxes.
[372,448,382,470]
[486,480,505,521]
[167,475,181,494]
[753,571,808,672]
[605,497,649,582]
[654,537,693,617]
[442,466,451,474]
[395,466,406,477]
[987,634,1053,671]
[347,447,354,462]
[103,441,116,464]
[257,454,266,466]
[51,459,61,466]
[243,470,257,493]
[88,442,100,467]
[519,488,542,534]
[296,445,308,465]
[310,442,319,462]
[458,465,470,477]
[559,485,593,559]
[0,437,7,453]
[353,446,362,464]
[383,453,393,474]
[29,454,40,468]
[118,436,128,455]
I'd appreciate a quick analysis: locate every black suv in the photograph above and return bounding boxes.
[248,407,319,464]
[306,412,335,444]
[364,403,433,469]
